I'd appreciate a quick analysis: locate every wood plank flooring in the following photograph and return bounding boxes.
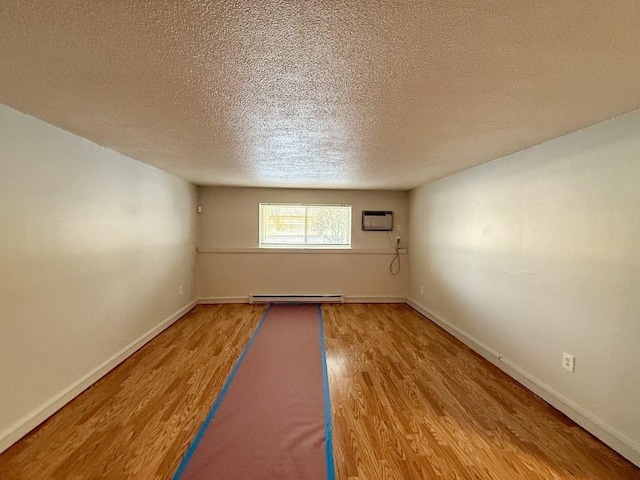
[0,304,265,480]
[323,304,638,479]
[0,303,637,479]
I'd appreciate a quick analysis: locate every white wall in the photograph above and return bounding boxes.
[198,187,408,302]
[408,111,640,465]
[0,104,198,453]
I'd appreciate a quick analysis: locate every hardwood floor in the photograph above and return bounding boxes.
[0,304,266,480]
[0,303,637,479]
[323,304,638,479]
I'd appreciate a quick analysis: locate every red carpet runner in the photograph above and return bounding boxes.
[173,304,336,480]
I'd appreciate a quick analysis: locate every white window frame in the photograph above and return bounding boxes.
[259,203,352,249]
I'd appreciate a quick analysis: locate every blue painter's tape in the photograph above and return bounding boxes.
[317,304,337,480]
[172,304,272,480]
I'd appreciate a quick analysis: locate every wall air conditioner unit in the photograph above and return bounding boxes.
[362,210,393,231]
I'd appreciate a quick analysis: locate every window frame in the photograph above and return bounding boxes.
[259,203,352,249]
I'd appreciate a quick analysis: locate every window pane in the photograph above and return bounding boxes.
[306,206,350,245]
[261,205,306,245]
[259,203,351,248]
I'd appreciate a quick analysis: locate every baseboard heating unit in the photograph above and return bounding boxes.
[249,294,344,304]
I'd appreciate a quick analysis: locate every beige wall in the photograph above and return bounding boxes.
[407,111,640,465]
[0,104,198,453]
[197,187,408,301]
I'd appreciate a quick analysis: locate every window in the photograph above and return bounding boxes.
[259,203,351,248]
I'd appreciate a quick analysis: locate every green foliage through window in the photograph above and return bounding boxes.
[259,204,351,248]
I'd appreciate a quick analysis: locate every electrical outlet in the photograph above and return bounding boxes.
[562,352,575,373]
[395,236,401,247]
[179,285,183,295]
[420,285,424,294]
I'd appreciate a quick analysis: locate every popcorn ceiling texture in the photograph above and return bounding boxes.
[1,1,640,189]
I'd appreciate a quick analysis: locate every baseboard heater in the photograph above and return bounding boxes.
[249,294,345,304]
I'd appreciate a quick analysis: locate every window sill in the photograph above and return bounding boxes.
[197,247,408,255]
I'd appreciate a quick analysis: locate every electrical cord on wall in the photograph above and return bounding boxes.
[389,234,401,276]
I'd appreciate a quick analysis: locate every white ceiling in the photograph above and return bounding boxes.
[1,1,640,190]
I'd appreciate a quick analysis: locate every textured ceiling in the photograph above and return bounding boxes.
[1,1,640,190]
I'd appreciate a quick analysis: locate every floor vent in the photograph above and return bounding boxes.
[249,294,344,304]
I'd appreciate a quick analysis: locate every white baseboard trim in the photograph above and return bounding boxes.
[344,295,406,304]
[406,297,640,468]
[198,296,249,304]
[0,299,198,455]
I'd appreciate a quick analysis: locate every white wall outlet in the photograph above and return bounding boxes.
[396,224,401,231]
[179,285,183,295]
[395,236,401,247]
[420,285,424,294]
[562,352,575,373]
